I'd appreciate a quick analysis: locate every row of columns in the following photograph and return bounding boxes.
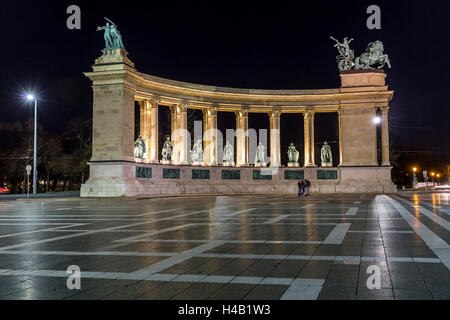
[139,101,390,167]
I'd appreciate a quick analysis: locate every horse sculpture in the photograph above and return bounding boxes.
[355,41,391,70]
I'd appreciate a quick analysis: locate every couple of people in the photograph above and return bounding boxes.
[298,179,311,196]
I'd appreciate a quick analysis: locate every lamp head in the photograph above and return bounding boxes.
[373,116,381,124]
[26,94,34,101]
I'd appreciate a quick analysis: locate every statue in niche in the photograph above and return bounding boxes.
[191,139,203,164]
[287,143,300,167]
[223,141,235,166]
[321,142,333,167]
[134,134,146,160]
[161,135,173,162]
[254,143,267,167]
[97,17,125,50]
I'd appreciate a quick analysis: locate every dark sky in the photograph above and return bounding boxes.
[1,0,449,166]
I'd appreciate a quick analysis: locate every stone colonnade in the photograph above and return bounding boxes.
[81,49,395,197]
[137,101,391,168]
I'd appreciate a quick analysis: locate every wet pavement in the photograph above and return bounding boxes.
[0,192,449,300]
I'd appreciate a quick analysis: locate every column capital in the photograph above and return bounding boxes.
[176,103,188,113]
[380,106,390,113]
[208,105,218,116]
[239,106,249,117]
[149,96,160,107]
[304,110,315,119]
[269,107,282,118]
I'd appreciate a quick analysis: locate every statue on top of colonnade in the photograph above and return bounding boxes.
[97,17,125,50]
[330,36,391,71]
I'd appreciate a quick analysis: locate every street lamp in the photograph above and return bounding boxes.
[26,94,38,194]
[412,167,418,189]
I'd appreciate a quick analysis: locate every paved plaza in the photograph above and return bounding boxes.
[0,192,449,300]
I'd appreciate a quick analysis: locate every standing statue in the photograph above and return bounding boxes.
[134,134,146,160]
[287,143,300,167]
[191,139,203,164]
[223,141,235,166]
[161,135,173,163]
[354,40,391,70]
[97,22,113,49]
[254,143,267,167]
[97,17,125,50]
[330,36,355,71]
[320,142,333,167]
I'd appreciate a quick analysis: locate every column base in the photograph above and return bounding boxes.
[222,162,235,167]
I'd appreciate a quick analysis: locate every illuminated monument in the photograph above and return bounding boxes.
[81,23,396,197]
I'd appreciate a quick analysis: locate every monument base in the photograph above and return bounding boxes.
[81,162,397,197]
[160,160,172,165]
[321,163,333,167]
[288,162,300,167]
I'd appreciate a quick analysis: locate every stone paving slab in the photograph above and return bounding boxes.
[0,192,449,300]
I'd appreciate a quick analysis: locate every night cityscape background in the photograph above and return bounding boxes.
[0,0,449,192]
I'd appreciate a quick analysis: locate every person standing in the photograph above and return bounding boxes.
[298,180,304,196]
[304,179,311,196]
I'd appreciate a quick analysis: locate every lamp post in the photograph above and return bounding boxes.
[26,94,38,194]
[412,167,418,189]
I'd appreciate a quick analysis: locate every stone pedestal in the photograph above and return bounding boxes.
[81,49,139,197]
[288,162,300,167]
[81,163,397,197]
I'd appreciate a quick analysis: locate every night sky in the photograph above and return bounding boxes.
[1,1,449,170]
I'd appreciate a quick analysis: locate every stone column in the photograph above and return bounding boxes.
[303,111,316,167]
[208,107,218,166]
[269,108,281,167]
[235,107,249,166]
[178,104,189,165]
[148,99,159,163]
[202,109,210,164]
[170,105,178,163]
[338,109,343,166]
[381,107,390,166]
